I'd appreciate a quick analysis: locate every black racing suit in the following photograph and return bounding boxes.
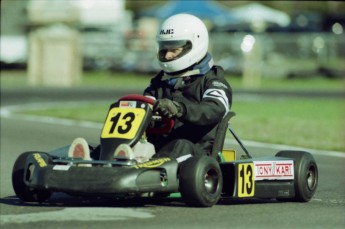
[144,65,232,159]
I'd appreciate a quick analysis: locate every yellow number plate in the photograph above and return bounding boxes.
[101,107,145,139]
[238,163,255,197]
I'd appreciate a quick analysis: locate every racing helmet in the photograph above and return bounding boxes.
[156,13,209,73]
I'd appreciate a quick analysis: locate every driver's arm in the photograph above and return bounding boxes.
[178,78,232,126]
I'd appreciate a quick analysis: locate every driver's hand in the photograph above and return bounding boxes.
[153,99,185,118]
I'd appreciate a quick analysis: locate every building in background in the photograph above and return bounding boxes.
[1,0,344,79]
[1,0,132,71]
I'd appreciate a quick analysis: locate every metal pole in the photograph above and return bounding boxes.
[228,126,252,158]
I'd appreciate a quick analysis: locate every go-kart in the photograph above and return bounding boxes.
[12,94,318,207]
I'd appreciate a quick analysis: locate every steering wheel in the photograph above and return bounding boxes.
[118,94,174,134]
[119,94,156,105]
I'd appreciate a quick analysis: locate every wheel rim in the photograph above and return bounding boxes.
[307,164,317,191]
[204,168,219,194]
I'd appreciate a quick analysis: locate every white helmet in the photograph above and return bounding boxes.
[156,13,209,73]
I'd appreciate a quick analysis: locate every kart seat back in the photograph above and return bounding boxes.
[211,111,235,159]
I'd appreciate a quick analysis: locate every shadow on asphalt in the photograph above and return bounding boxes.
[0,193,281,209]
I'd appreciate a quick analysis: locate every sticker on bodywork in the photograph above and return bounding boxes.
[133,158,171,169]
[254,160,294,180]
[237,163,255,197]
[101,107,145,139]
[119,101,137,108]
[33,153,47,167]
[53,165,71,171]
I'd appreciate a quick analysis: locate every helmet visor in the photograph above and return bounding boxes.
[158,40,192,62]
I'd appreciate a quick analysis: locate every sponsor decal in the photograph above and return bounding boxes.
[176,154,192,163]
[53,165,71,171]
[119,101,136,108]
[254,160,294,180]
[133,158,170,169]
[160,29,174,35]
[33,153,47,167]
[212,81,228,89]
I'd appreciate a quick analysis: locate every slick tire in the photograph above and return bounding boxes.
[276,150,318,202]
[179,156,223,207]
[12,152,52,202]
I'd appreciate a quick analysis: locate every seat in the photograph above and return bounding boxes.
[211,111,236,159]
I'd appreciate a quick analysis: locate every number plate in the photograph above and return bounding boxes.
[101,107,145,139]
[237,163,255,197]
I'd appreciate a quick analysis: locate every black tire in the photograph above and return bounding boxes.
[276,150,318,202]
[179,156,223,207]
[12,152,52,202]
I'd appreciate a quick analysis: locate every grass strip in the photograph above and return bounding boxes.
[18,98,345,152]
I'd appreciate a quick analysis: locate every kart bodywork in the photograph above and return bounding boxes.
[12,95,318,207]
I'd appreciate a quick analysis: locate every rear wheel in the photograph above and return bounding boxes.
[12,152,52,202]
[179,156,223,207]
[276,150,318,202]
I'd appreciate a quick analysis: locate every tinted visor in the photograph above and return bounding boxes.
[158,40,192,62]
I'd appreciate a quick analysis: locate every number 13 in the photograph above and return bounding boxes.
[101,108,145,139]
[238,163,255,197]
[109,112,135,134]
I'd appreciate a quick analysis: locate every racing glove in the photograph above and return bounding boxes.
[153,99,185,118]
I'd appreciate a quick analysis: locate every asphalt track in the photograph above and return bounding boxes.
[1,88,344,229]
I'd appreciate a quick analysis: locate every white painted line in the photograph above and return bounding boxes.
[1,102,344,157]
[0,102,103,129]
[0,207,154,225]
[6,113,103,129]
[225,139,345,158]
[1,101,99,113]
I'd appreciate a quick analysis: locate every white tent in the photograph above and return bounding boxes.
[231,3,291,28]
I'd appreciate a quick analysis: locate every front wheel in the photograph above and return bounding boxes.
[276,150,318,202]
[179,156,223,207]
[12,152,52,202]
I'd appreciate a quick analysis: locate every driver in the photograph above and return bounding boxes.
[144,13,232,160]
[68,14,232,162]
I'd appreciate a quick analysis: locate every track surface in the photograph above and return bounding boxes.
[1,88,344,229]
